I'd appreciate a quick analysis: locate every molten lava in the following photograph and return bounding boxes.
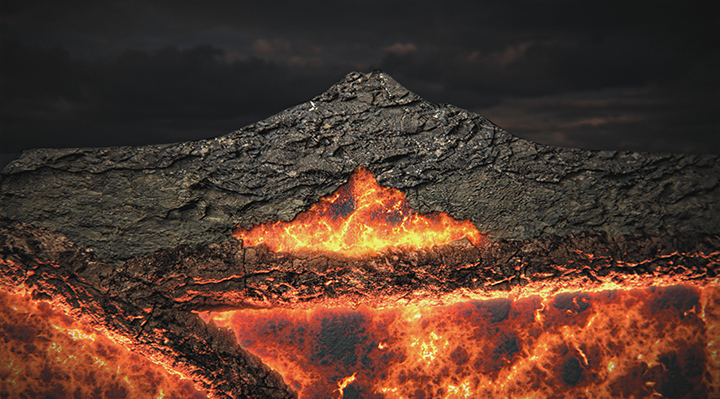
[233,166,485,256]
[0,289,208,399]
[201,283,720,399]
[227,165,719,397]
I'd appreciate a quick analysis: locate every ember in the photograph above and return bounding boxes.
[233,166,486,257]
[200,283,720,399]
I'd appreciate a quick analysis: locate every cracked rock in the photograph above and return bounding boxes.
[1,70,719,266]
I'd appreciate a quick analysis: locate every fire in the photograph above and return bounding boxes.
[0,289,207,399]
[200,282,720,398]
[233,166,485,256]
[336,372,357,399]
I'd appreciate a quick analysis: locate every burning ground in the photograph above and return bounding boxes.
[1,202,719,397]
[210,167,720,397]
[1,71,720,398]
[0,289,208,399]
[201,284,720,398]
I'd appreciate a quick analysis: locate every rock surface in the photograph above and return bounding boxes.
[1,70,719,264]
[2,218,717,398]
[0,219,296,399]
[117,228,720,311]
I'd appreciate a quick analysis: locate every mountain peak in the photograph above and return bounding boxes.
[2,70,718,265]
[316,70,422,107]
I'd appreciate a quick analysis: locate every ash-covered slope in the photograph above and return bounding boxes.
[1,70,719,264]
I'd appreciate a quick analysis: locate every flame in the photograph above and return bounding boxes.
[200,282,720,398]
[336,372,357,399]
[233,166,485,256]
[0,289,207,399]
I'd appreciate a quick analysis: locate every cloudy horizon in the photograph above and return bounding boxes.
[1,0,718,165]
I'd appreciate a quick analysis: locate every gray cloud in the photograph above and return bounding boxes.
[1,0,718,155]
[0,40,350,150]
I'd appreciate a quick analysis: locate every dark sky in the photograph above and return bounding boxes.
[1,0,719,162]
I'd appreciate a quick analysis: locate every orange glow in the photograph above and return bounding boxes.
[201,282,720,398]
[0,289,207,399]
[336,372,357,399]
[233,166,485,256]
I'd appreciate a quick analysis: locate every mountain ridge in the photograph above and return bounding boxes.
[1,70,718,263]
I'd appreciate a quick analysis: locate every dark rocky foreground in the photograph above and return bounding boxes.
[1,71,719,265]
[1,219,718,398]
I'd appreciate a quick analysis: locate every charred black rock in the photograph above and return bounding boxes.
[1,218,718,398]
[2,71,718,264]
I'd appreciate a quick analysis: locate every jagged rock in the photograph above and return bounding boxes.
[2,70,720,397]
[0,219,296,399]
[1,70,718,264]
[119,228,720,311]
[1,218,718,398]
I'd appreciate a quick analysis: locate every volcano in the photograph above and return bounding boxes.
[1,70,719,398]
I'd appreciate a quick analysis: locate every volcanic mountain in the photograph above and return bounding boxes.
[1,70,718,398]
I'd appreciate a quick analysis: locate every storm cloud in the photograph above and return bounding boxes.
[1,0,718,157]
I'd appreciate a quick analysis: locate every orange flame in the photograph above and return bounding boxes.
[336,372,357,399]
[0,289,207,399]
[200,282,720,398]
[233,166,485,256]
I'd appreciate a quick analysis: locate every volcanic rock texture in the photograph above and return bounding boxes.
[1,70,719,264]
[1,219,718,398]
[1,71,720,398]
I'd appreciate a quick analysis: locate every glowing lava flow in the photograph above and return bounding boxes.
[200,283,720,399]
[233,166,485,257]
[0,289,208,399]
